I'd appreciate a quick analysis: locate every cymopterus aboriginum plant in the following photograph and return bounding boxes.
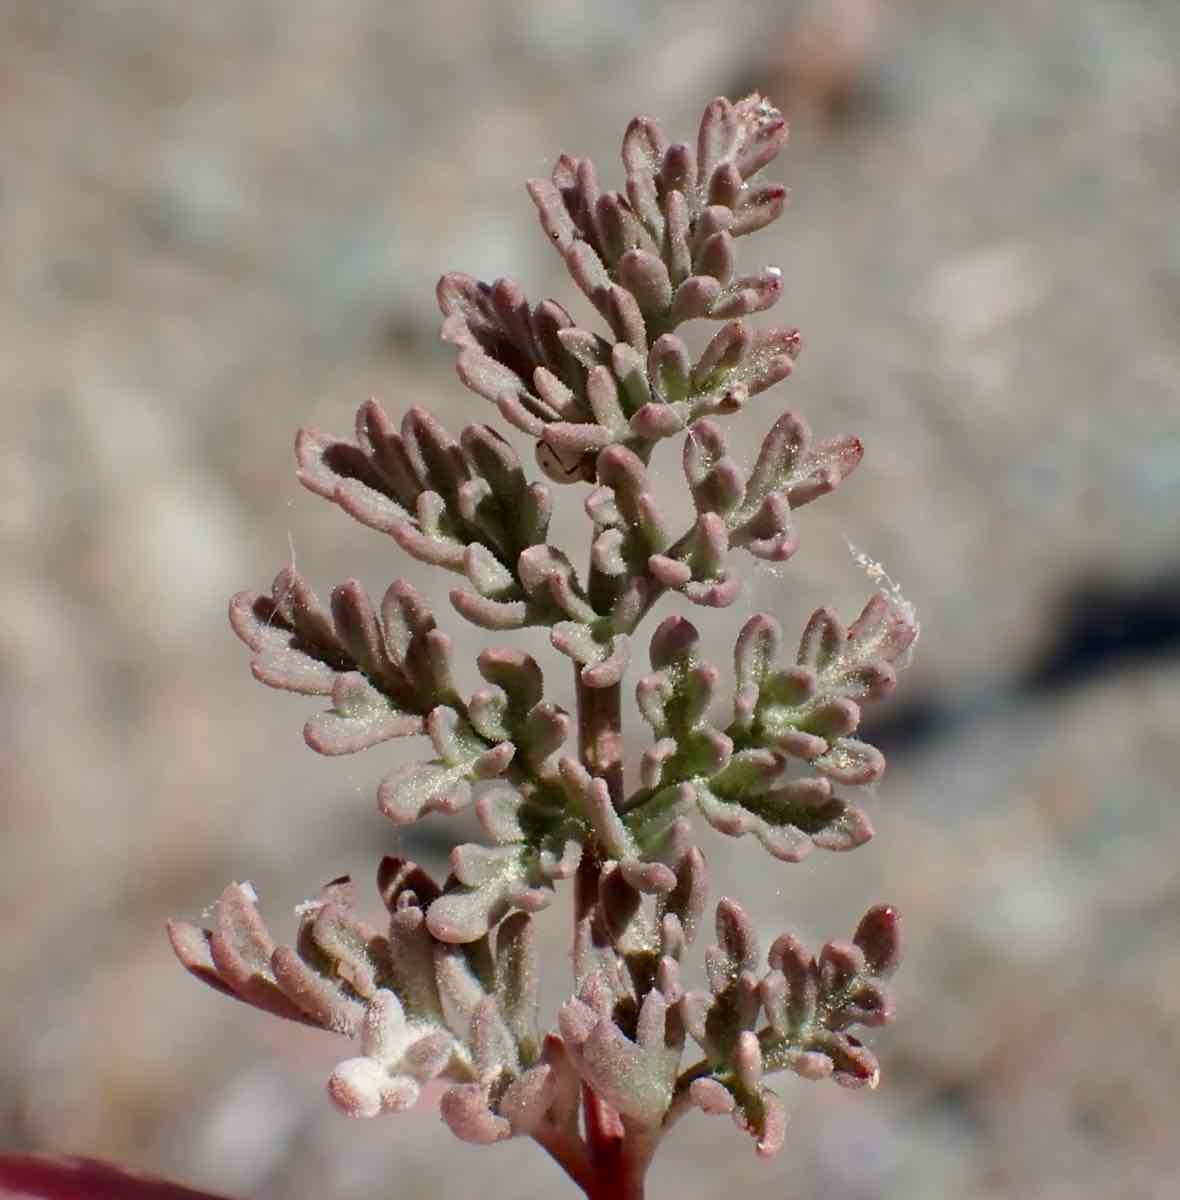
[169,95,918,1200]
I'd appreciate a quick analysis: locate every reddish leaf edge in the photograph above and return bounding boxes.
[0,1156,232,1200]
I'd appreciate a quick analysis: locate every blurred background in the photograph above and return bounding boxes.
[3,1,1179,1197]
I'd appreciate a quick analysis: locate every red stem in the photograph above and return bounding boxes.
[570,554,653,1199]
[581,1087,645,1200]
[576,673,624,804]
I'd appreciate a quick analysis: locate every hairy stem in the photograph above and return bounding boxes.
[577,673,624,804]
[533,1125,595,1195]
[580,1087,649,1200]
[575,678,648,1195]
[579,555,627,804]
[570,556,654,1198]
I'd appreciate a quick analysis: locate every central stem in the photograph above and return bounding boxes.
[580,1088,652,1200]
[569,560,649,1199]
[580,556,626,804]
[576,673,623,804]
